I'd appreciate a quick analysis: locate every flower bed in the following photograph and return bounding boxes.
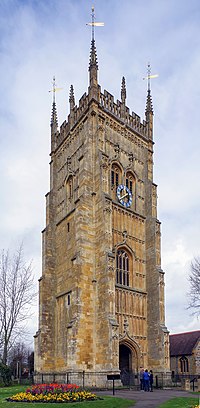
[26,383,79,395]
[6,383,100,403]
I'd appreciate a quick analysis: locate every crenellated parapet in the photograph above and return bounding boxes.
[99,90,148,138]
[54,93,89,149]
[53,87,149,152]
[50,28,154,155]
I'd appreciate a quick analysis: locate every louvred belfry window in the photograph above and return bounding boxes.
[126,171,134,194]
[111,164,121,190]
[116,249,129,286]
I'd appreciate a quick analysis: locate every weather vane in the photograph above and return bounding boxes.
[143,63,158,90]
[86,5,104,40]
[49,76,63,103]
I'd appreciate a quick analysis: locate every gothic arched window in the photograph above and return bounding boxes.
[111,164,121,190]
[125,171,135,194]
[116,249,130,286]
[180,356,189,373]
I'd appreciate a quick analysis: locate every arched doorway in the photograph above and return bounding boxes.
[119,342,139,386]
[119,344,131,372]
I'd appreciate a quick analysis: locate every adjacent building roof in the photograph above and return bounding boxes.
[170,331,200,356]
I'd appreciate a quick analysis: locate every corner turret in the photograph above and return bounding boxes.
[50,76,58,152]
[89,39,98,91]
[87,6,104,101]
[69,84,75,128]
[121,76,126,104]
[121,76,126,119]
[145,88,153,139]
[145,64,155,139]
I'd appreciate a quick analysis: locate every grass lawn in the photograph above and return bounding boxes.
[0,385,135,408]
[158,396,200,407]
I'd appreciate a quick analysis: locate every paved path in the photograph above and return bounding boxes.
[97,389,198,408]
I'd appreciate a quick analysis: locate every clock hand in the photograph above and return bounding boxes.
[119,192,129,200]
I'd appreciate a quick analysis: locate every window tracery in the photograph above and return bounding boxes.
[125,171,135,194]
[116,249,130,286]
[111,164,121,190]
[180,356,189,373]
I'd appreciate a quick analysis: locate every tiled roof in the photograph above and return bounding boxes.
[170,330,200,356]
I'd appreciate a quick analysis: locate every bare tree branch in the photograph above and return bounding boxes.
[187,257,200,316]
[0,245,37,364]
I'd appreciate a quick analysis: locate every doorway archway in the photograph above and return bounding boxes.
[119,340,139,386]
[119,344,132,372]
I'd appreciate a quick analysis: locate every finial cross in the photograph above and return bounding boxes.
[49,76,63,103]
[143,63,158,91]
[86,6,104,41]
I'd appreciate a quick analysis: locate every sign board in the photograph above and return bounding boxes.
[107,374,121,381]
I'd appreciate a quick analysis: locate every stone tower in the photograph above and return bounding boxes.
[34,27,170,386]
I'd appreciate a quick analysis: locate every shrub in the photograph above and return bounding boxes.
[0,363,12,386]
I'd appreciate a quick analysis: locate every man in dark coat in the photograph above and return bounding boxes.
[149,370,153,392]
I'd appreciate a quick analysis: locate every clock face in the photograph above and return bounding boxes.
[117,184,132,208]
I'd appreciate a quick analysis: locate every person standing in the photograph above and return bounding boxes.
[143,369,150,391]
[140,368,144,390]
[149,370,153,392]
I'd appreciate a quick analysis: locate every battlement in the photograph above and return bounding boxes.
[73,92,89,122]
[56,92,89,148]
[55,87,148,150]
[99,89,148,138]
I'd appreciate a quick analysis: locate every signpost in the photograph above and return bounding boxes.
[107,374,121,395]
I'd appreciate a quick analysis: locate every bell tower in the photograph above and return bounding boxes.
[34,10,170,386]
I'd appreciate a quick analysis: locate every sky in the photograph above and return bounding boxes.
[0,0,199,347]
